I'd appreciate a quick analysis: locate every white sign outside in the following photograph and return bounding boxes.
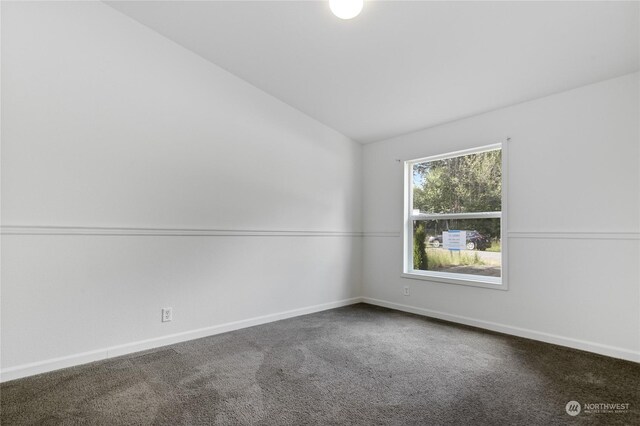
[443,230,466,250]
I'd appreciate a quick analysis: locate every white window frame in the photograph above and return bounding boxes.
[402,142,508,290]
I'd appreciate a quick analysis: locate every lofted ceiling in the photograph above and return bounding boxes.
[107,1,639,143]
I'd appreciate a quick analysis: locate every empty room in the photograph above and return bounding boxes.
[1,0,639,424]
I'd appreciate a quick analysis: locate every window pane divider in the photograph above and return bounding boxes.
[411,212,502,221]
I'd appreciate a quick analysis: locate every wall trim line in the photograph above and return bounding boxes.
[507,231,639,240]
[0,297,364,383]
[360,231,640,240]
[3,227,637,240]
[362,231,401,237]
[0,225,363,237]
[362,297,640,363]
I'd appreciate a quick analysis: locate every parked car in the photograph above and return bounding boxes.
[428,230,490,250]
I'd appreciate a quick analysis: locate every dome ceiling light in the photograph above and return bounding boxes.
[330,0,364,20]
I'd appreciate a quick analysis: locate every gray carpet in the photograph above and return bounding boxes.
[1,304,639,425]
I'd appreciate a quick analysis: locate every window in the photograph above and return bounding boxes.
[403,143,507,289]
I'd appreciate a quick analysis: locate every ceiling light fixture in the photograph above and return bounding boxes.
[330,0,363,20]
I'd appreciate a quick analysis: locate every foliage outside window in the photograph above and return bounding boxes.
[404,143,506,289]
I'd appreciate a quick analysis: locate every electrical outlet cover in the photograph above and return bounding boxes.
[162,307,173,322]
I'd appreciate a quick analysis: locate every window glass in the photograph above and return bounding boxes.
[412,149,501,214]
[412,218,501,277]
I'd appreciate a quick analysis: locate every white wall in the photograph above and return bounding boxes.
[362,72,640,361]
[0,1,362,380]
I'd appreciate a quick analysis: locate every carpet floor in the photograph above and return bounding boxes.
[1,304,639,425]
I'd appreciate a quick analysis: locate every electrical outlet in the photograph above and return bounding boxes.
[161,307,173,322]
[403,286,410,296]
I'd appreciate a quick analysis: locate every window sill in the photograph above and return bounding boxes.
[401,270,507,291]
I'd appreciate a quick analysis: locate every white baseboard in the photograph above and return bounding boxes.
[0,297,363,383]
[362,297,640,363]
